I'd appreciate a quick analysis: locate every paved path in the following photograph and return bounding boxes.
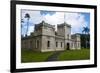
[46,51,62,61]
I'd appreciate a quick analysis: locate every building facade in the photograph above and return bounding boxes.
[21,21,81,52]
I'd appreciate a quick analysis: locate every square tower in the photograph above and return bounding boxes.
[57,22,71,50]
[34,21,56,52]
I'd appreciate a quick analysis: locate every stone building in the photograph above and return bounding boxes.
[21,21,81,52]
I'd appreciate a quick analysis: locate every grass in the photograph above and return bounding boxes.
[58,49,90,61]
[21,49,54,63]
[21,48,90,63]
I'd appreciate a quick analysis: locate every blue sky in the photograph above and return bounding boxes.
[40,10,56,15]
[81,13,90,27]
[21,10,90,36]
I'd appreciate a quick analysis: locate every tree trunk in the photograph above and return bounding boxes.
[26,22,28,36]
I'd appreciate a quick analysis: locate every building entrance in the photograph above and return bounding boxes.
[66,43,70,50]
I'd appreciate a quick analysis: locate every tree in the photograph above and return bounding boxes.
[21,19,24,37]
[82,27,90,34]
[82,26,90,48]
[24,13,30,36]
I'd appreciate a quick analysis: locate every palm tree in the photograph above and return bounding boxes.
[82,27,90,34]
[24,13,30,36]
[82,26,90,48]
[21,19,24,37]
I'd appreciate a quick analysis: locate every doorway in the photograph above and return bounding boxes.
[66,43,70,50]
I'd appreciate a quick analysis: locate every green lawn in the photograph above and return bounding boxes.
[21,49,54,63]
[58,49,90,61]
[21,49,90,63]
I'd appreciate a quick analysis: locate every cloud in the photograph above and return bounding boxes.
[64,13,88,34]
[22,10,43,24]
[44,12,64,30]
[21,10,43,36]
[43,12,89,34]
[21,10,90,36]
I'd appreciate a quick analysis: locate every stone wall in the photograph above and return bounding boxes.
[21,21,81,52]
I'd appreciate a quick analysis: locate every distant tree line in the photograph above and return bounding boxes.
[81,26,90,49]
[80,34,90,49]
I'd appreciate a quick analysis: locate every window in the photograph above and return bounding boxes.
[36,40,39,48]
[67,34,69,39]
[56,42,57,47]
[37,40,39,48]
[30,41,32,48]
[61,42,62,47]
[78,43,80,48]
[47,41,50,47]
[71,43,73,48]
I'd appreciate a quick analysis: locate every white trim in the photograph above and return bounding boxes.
[16,4,95,69]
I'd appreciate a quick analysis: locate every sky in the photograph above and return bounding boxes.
[21,10,90,36]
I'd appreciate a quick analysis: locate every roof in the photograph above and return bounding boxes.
[35,21,55,29]
[57,22,71,28]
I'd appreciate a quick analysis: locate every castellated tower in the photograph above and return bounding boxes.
[34,21,56,52]
[57,22,71,50]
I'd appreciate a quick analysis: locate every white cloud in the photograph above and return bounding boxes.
[43,12,88,34]
[21,10,89,35]
[22,10,43,24]
[64,13,88,34]
[44,12,64,31]
[21,10,43,36]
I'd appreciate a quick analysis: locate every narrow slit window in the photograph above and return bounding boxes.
[47,41,50,47]
[56,42,58,47]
